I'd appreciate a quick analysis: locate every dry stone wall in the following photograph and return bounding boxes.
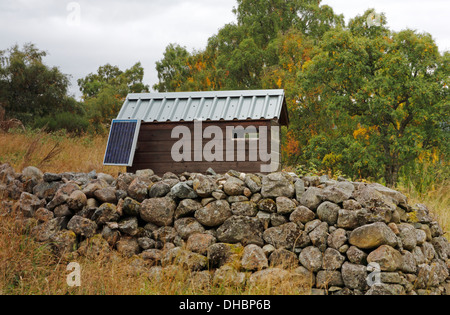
[1,163,449,295]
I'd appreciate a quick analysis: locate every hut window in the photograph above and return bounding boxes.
[233,130,259,140]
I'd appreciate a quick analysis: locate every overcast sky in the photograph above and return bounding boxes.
[1,0,449,99]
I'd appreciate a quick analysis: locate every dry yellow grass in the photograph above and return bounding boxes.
[0,130,124,176]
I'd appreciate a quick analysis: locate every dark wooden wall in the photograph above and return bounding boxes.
[127,120,280,175]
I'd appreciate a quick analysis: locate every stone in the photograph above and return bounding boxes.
[118,217,139,236]
[54,204,72,218]
[295,179,305,202]
[365,284,405,295]
[101,225,120,247]
[82,179,109,198]
[353,186,396,212]
[223,176,246,196]
[17,192,45,217]
[170,182,198,199]
[316,271,344,288]
[299,246,323,272]
[257,198,277,213]
[152,226,179,244]
[268,248,299,269]
[346,246,368,265]
[299,187,322,210]
[67,215,97,238]
[432,236,449,260]
[93,187,117,204]
[327,228,347,250]
[244,174,262,193]
[320,185,352,204]
[231,201,258,216]
[138,237,156,250]
[397,223,417,251]
[207,243,244,268]
[217,215,264,246]
[174,217,205,240]
[22,166,44,181]
[50,230,77,256]
[135,169,154,181]
[31,217,66,242]
[276,196,296,215]
[317,201,340,225]
[337,209,360,230]
[186,233,216,255]
[67,190,87,211]
[261,172,295,199]
[343,199,362,210]
[116,236,140,258]
[323,248,345,270]
[263,222,305,250]
[309,222,329,251]
[416,261,449,289]
[127,178,149,202]
[367,245,403,272]
[195,200,232,227]
[349,222,398,249]
[34,208,54,222]
[148,181,171,198]
[400,250,417,273]
[192,174,218,197]
[77,234,111,259]
[248,268,292,288]
[175,199,202,219]
[163,247,208,271]
[213,265,246,287]
[92,203,120,225]
[122,197,141,217]
[341,262,368,291]
[33,181,62,201]
[140,197,177,226]
[241,244,269,271]
[289,206,316,224]
[43,172,61,182]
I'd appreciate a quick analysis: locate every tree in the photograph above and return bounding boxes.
[78,62,149,127]
[0,43,81,123]
[299,10,449,186]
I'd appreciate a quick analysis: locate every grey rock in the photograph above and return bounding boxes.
[223,176,246,196]
[337,209,360,229]
[244,174,262,193]
[231,201,258,216]
[171,182,198,199]
[67,215,97,238]
[299,246,323,272]
[261,172,295,199]
[397,223,417,251]
[67,190,87,211]
[127,178,149,202]
[327,228,347,250]
[186,233,216,255]
[116,236,140,258]
[316,270,344,288]
[320,185,352,204]
[294,179,306,202]
[323,248,345,270]
[92,203,120,225]
[43,172,62,182]
[367,245,403,272]
[174,199,202,220]
[140,197,177,226]
[192,174,218,197]
[257,198,277,213]
[268,248,299,269]
[346,246,368,265]
[217,215,264,246]
[341,262,368,291]
[263,222,305,250]
[241,244,269,271]
[276,196,296,215]
[349,222,398,249]
[118,217,139,236]
[317,201,340,225]
[94,187,117,204]
[299,187,322,210]
[289,206,316,224]
[195,200,232,227]
[174,217,205,240]
[122,197,141,217]
[309,221,329,251]
[163,247,208,271]
[148,181,171,198]
[207,243,244,268]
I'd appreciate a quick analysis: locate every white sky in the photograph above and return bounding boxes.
[0,0,449,99]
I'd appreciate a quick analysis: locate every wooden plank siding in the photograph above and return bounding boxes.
[127,120,280,175]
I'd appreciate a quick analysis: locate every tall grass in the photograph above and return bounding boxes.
[0,129,124,176]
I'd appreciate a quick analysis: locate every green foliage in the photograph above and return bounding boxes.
[34,112,90,135]
[78,62,149,126]
[0,43,82,124]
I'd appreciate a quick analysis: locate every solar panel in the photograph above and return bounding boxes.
[103,119,141,166]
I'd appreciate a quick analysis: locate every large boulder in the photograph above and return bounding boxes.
[140,197,177,226]
[216,216,264,246]
[261,172,295,199]
[349,222,398,249]
[195,200,232,227]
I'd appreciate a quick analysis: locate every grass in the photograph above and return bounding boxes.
[0,129,124,176]
[0,129,448,295]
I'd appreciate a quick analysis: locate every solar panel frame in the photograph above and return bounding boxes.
[103,119,141,166]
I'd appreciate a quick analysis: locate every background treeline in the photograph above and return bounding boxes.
[0,0,448,189]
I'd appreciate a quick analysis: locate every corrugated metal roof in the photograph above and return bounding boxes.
[116,89,288,125]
